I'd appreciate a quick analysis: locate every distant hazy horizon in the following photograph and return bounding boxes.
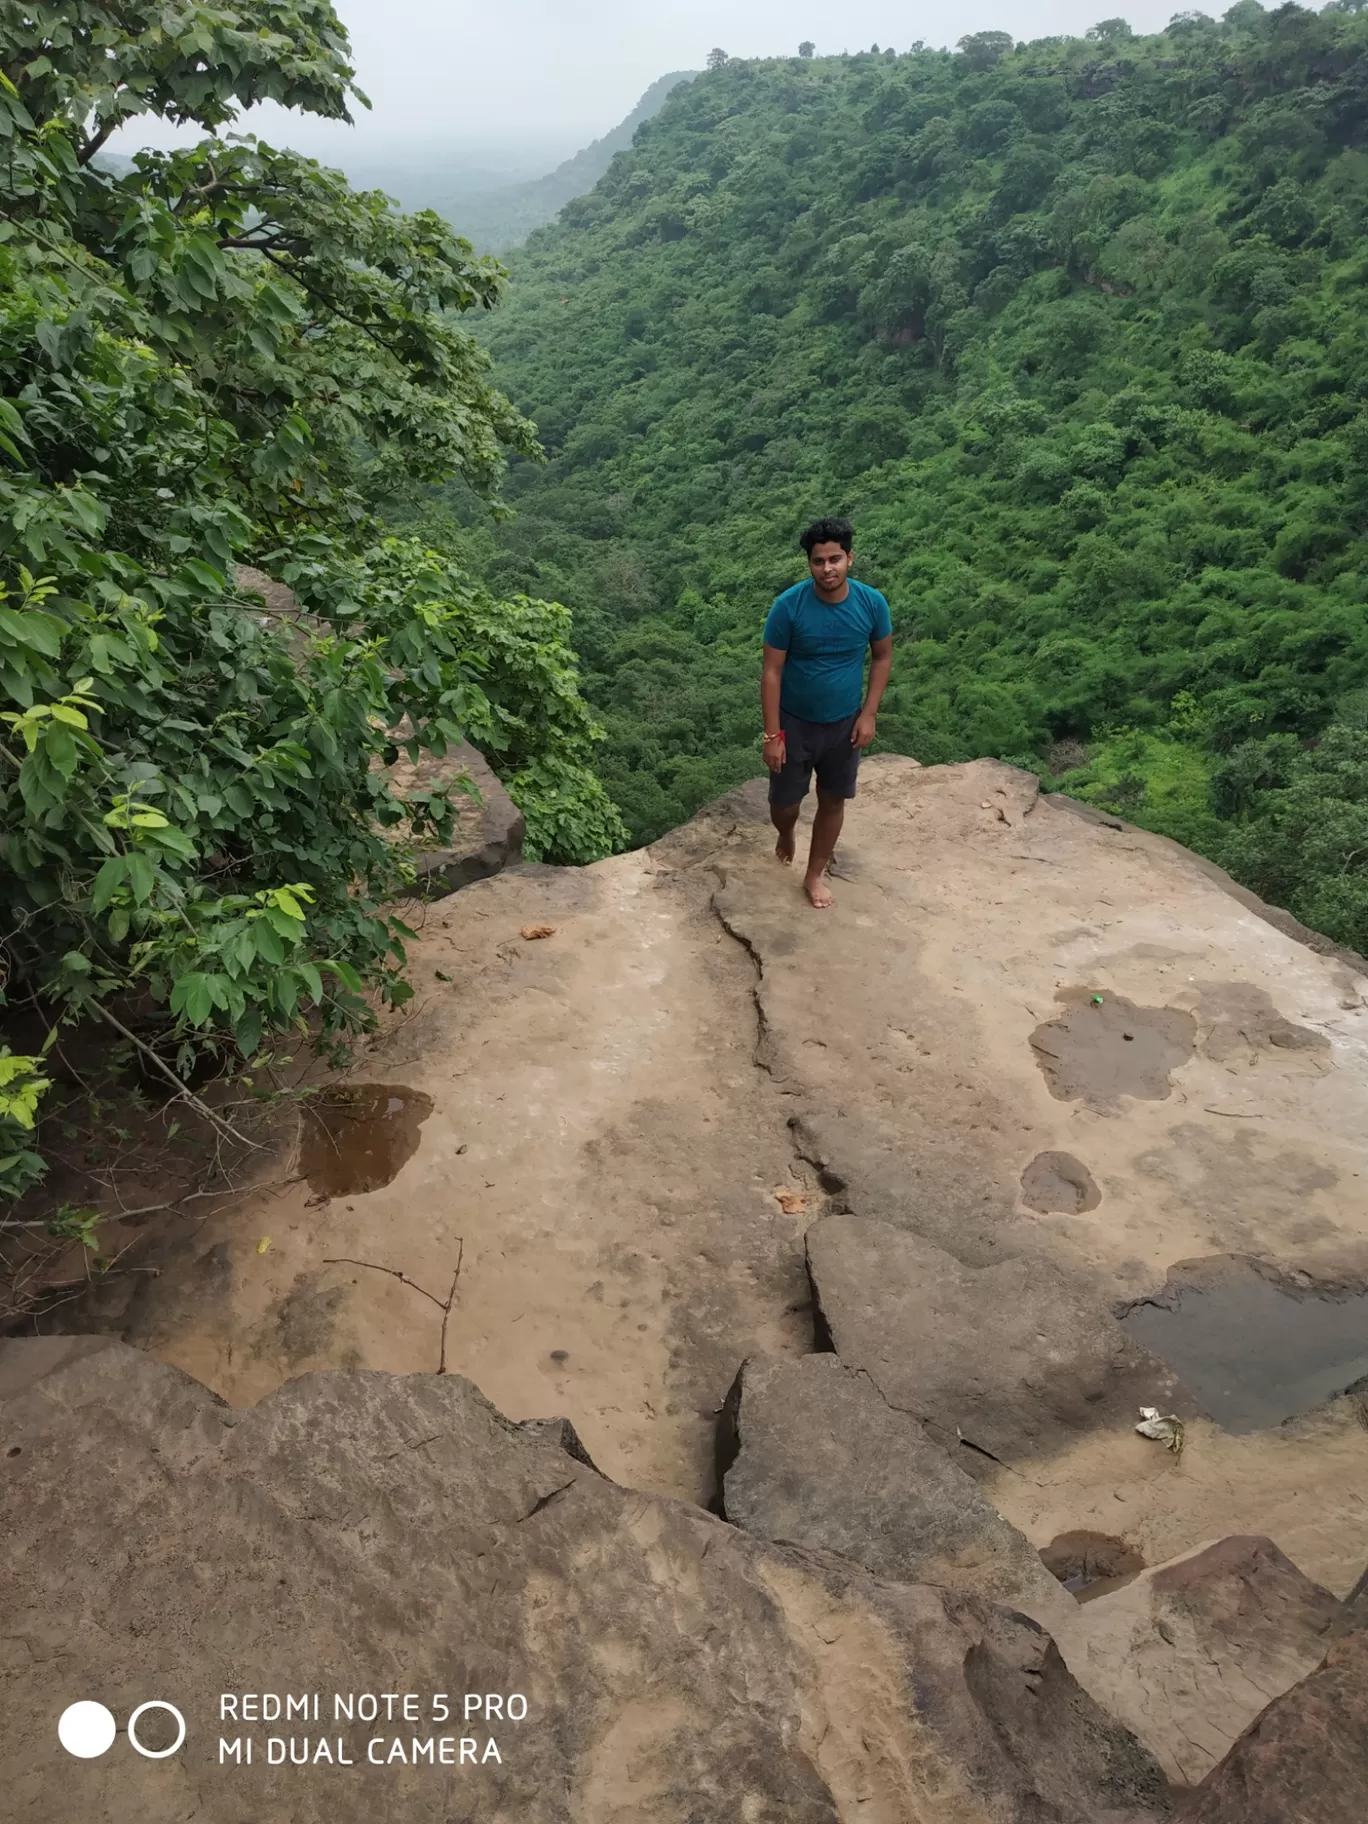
[113,0,1197,179]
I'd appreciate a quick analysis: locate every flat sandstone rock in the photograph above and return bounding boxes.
[1179,1627,1368,1823]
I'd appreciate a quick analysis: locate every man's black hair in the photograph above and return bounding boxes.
[800,516,854,556]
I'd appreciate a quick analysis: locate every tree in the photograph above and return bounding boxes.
[956,31,1015,68]
[1086,18,1136,40]
[706,49,730,71]
[0,0,625,1197]
[1221,726,1368,952]
[799,42,815,58]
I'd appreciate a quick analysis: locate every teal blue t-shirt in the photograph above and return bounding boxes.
[763,579,893,723]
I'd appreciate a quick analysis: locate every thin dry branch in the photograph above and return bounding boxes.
[324,1240,464,1374]
[86,1002,261,1150]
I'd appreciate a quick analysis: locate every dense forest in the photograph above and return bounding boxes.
[433,5,1368,953]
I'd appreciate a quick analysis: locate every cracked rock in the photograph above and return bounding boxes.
[1179,1627,1368,1822]
[1056,1534,1344,1790]
[0,1338,1171,1823]
[719,1353,1076,1632]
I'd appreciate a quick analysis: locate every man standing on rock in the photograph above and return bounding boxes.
[762,517,894,909]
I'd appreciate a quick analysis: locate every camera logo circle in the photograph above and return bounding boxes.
[57,1702,116,1759]
[57,1699,186,1759]
[128,1701,187,1758]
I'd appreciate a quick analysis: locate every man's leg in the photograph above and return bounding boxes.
[804,790,845,909]
[771,799,801,865]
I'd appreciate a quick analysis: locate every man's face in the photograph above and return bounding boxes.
[808,541,850,593]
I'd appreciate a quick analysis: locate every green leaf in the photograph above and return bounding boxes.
[253,921,286,965]
[91,856,128,915]
[234,1008,263,1056]
[43,721,78,780]
[64,492,106,537]
[125,852,157,905]
[0,607,64,657]
[180,558,226,591]
[326,958,363,994]
[171,973,213,1028]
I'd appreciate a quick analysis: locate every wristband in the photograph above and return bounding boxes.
[763,732,783,742]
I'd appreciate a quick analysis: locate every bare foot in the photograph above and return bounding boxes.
[775,831,795,865]
[804,873,834,910]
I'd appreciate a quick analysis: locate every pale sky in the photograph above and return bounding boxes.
[119,0,1196,170]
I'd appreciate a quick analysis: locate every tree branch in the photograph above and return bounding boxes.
[77,118,121,168]
[260,247,408,363]
[85,1001,260,1150]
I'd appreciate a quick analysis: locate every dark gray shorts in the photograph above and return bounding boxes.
[768,709,860,808]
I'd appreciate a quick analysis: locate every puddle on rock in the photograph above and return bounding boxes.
[1040,1530,1145,1603]
[1029,989,1195,1105]
[1021,1151,1101,1215]
[1123,1255,1368,1434]
[299,1085,434,1197]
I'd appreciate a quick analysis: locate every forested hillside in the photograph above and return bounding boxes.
[438,73,698,253]
[444,6,1368,951]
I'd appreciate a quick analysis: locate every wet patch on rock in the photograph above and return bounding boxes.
[299,1085,434,1197]
[1040,1530,1144,1602]
[806,1213,1192,1472]
[1021,1151,1102,1214]
[1123,1255,1368,1433]
[1193,981,1332,1066]
[1030,989,1196,1107]
[270,1270,349,1367]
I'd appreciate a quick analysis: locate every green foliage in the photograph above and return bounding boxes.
[1221,721,1368,951]
[0,1047,49,1197]
[448,8,1368,954]
[0,0,622,1195]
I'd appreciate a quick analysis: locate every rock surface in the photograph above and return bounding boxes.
[0,1336,1171,1823]
[805,1211,1191,1470]
[386,737,525,896]
[27,755,1368,1812]
[1055,1535,1344,1788]
[720,1352,1076,1632]
[1178,1628,1368,1822]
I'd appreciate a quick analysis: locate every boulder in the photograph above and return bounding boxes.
[1056,1535,1344,1789]
[385,736,525,896]
[0,1338,1172,1823]
[720,1352,1075,1632]
[1178,1629,1368,1822]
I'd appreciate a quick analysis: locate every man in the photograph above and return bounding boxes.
[761,517,893,909]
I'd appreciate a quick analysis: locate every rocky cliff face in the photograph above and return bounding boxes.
[5,759,1367,1818]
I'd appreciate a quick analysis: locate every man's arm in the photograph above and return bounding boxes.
[761,644,787,773]
[852,635,893,749]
